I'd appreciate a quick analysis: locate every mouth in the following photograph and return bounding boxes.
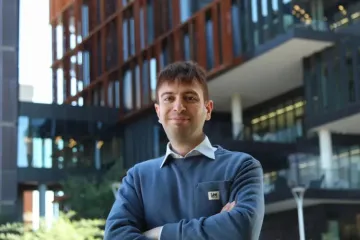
[169,118,190,123]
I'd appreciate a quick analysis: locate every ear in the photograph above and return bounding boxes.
[205,100,213,121]
[154,103,161,123]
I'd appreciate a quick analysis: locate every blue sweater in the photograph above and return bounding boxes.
[104,146,265,240]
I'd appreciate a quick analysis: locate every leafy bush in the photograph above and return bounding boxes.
[60,162,127,219]
[0,211,105,240]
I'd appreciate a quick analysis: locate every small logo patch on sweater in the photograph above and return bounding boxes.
[208,191,220,200]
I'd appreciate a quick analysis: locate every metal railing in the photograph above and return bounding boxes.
[264,166,360,195]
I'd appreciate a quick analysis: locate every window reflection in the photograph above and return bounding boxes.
[150,58,157,101]
[142,60,149,105]
[123,70,133,111]
[245,98,305,143]
[146,0,155,45]
[205,15,214,70]
[17,116,123,170]
[56,68,64,104]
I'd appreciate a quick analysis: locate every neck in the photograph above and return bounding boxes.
[169,133,205,156]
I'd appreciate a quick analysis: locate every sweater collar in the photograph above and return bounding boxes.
[160,136,217,168]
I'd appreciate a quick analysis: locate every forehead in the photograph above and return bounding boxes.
[158,80,203,94]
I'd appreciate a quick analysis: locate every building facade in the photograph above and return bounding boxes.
[5,0,360,238]
[0,0,20,222]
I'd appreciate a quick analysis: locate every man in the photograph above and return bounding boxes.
[104,61,265,240]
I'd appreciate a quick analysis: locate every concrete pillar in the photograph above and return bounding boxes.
[38,184,47,218]
[231,93,243,140]
[318,129,333,187]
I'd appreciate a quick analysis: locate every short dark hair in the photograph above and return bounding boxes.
[156,61,209,102]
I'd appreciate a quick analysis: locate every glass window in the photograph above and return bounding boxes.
[68,8,76,50]
[56,23,63,60]
[180,0,191,22]
[231,1,242,56]
[142,60,149,105]
[135,65,141,109]
[130,17,135,56]
[78,96,84,106]
[70,56,77,97]
[17,116,30,167]
[123,70,133,111]
[56,68,64,104]
[140,7,145,49]
[81,2,90,39]
[248,97,304,143]
[123,19,129,60]
[82,51,90,86]
[100,85,105,106]
[183,31,191,60]
[115,80,120,108]
[108,81,114,107]
[150,58,157,101]
[147,0,154,44]
[160,41,169,69]
[205,16,214,70]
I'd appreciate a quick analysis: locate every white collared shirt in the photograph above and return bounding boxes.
[160,136,217,168]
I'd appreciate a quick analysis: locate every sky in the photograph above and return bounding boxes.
[19,0,52,104]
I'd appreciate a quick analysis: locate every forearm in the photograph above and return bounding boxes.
[104,219,152,240]
[160,204,264,240]
[160,157,265,240]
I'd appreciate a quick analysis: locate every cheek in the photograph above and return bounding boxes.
[160,108,170,120]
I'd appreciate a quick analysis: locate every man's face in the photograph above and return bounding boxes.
[154,80,213,141]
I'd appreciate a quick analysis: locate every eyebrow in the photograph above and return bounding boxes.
[160,91,199,98]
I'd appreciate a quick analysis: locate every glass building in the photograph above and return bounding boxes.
[3,0,360,238]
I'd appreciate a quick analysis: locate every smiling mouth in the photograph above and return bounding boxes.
[169,118,190,122]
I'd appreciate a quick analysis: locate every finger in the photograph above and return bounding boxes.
[221,203,230,212]
[229,201,236,210]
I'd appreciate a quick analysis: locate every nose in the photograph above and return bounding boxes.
[173,99,186,112]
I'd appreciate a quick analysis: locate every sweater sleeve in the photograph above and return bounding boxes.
[160,157,265,240]
[104,167,151,240]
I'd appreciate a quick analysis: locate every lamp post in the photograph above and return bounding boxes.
[292,186,306,240]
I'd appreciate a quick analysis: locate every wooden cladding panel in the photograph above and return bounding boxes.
[53,0,240,121]
[50,0,73,23]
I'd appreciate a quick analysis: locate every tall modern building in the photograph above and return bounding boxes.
[6,0,360,238]
[0,0,20,222]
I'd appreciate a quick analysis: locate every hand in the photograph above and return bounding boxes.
[143,226,162,240]
[220,201,236,213]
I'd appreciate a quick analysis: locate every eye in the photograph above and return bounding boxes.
[163,96,174,102]
[185,96,198,102]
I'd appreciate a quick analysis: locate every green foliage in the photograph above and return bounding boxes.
[61,176,115,219]
[0,211,105,240]
[0,222,24,240]
[61,162,127,219]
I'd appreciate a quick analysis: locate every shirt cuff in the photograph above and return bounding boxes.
[158,226,163,240]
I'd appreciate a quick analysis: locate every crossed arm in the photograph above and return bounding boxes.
[104,157,265,240]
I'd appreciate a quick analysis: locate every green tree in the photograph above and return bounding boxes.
[61,162,127,219]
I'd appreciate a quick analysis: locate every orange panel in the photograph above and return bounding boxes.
[23,191,33,224]
[49,0,74,23]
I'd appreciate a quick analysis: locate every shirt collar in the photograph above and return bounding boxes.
[160,136,217,168]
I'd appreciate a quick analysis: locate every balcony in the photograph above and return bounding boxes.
[303,38,360,134]
[264,151,360,214]
[208,1,360,111]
